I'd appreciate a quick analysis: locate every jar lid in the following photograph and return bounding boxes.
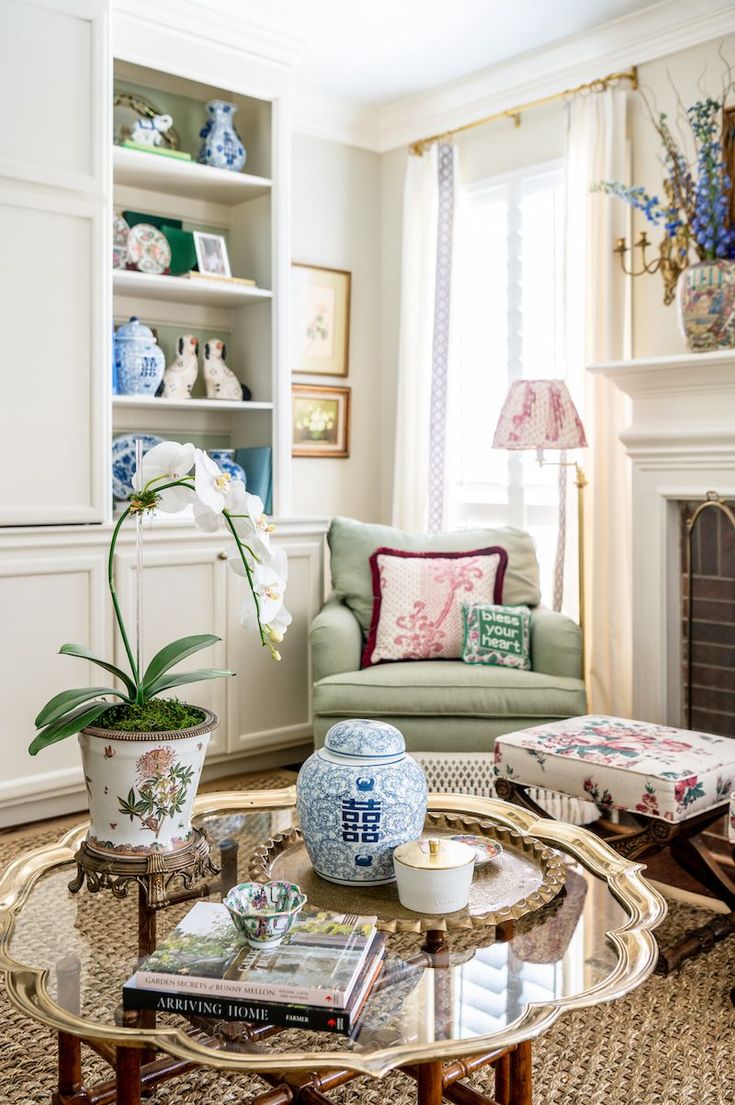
[115,317,155,341]
[393,837,475,870]
[324,719,405,759]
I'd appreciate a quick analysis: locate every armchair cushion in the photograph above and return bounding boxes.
[313,661,585,726]
[328,517,541,635]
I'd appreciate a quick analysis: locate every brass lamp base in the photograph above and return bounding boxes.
[68,827,219,909]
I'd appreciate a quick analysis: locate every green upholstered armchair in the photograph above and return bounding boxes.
[310,517,587,753]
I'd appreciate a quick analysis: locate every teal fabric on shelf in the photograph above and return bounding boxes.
[235,446,272,515]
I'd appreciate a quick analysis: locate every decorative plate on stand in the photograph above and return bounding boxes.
[127,224,171,275]
[111,434,162,502]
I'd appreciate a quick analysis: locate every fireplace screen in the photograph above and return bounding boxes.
[682,493,735,736]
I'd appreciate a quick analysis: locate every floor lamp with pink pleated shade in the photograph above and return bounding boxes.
[493,378,588,673]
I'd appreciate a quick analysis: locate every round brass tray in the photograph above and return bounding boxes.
[248,812,567,933]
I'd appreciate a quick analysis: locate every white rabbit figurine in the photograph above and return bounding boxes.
[203,339,249,401]
[160,335,199,399]
[130,113,173,147]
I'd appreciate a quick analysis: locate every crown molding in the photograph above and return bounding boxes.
[293,0,735,152]
[378,0,735,151]
[113,0,304,69]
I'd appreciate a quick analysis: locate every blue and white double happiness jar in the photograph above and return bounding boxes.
[296,719,428,886]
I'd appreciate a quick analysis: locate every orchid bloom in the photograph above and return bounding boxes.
[194,448,232,515]
[130,440,290,654]
[132,441,195,512]
[193,477,248,534]
[231,493,276,558]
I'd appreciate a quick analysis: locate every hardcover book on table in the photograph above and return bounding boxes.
[123,933,385,1036]
[133,901,378,1007]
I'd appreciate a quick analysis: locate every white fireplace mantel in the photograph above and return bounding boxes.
[588,350,735,727]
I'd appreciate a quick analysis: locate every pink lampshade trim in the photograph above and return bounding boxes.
[492,379,587,450]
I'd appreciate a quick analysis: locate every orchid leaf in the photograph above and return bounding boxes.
[59,643,137,698]
[142,635,220,693]
[29,702,110,756]
[145,668,234,700]
[35,686,130,729]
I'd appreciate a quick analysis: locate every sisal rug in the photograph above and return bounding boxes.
[1,770,734,1105]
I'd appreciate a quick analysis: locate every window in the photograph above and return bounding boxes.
[446,162,566,606]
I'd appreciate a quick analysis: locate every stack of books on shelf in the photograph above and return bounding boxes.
[123,901,385,1036]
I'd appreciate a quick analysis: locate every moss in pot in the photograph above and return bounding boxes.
[29,442,291,856]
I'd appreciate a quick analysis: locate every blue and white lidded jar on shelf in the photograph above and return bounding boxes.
[198,100,246,172]
[296,719,428,886]
[114,318,165,396]
[208,449,247,487]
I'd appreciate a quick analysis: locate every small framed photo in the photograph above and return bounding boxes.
[193,231,231,278]
[292,263,351,376]
[292,385,350,458]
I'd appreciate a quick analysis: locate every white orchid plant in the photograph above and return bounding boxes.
[29,442,290,755]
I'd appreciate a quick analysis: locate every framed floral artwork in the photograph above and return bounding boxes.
[292,263,351,376]
[292,385,350,458]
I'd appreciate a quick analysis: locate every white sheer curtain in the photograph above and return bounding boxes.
[392,144,457,531]
[564,88,632,714]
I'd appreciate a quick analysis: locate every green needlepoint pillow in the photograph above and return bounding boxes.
[462,603,531,670]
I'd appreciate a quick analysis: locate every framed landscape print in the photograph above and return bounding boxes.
[292,263,351,376]
[292,385,350,458]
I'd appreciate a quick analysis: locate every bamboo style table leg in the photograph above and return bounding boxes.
[416,1059,445,1105]
[509,1041,532,1105]
[117,1010,143,1105]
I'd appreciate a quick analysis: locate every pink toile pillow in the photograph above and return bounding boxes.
[361,546,508,667]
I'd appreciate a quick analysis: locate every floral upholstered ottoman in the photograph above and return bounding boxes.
[494,715,735,824]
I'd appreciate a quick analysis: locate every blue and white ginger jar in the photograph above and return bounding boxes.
[198,100,246,172]
[296,719,428,886]
[114,317,165,396]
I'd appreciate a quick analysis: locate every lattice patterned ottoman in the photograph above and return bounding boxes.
[493,716,735,919]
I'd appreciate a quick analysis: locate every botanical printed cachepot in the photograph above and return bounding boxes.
[79,709,217,855]
[296,719,428,886]
[29,441,290,857]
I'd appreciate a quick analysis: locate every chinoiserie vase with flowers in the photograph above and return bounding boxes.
[198,100,246,172]
[296,719,428,886]
[677,259,735,352]
[78,709,217,856]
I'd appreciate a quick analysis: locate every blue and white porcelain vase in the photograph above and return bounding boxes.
[198,100,246,172]
[296,719,428,886]
[208,449,247,487]
[114,318,165,396]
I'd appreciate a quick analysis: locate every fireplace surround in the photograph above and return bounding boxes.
[589,350,735,727]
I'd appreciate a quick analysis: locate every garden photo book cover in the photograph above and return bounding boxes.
[130,901,380,1006]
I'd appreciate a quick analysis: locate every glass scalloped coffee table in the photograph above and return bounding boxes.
[0,788,666,1105]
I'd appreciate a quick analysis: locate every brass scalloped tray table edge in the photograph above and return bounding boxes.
[248,811,568,933]
[0,788,668,1087]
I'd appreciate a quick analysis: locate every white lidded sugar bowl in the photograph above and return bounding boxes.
[393,837,476,913]
[296,719,428,886]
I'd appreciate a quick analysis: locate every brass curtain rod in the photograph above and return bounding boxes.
[410,66,638,155]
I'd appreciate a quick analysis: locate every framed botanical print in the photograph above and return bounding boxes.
[292,263,351,376]
[292,385,350,458]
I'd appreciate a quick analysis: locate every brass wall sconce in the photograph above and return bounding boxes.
[613,231,688,306]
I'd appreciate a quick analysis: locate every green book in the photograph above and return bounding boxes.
[121,141,192,161]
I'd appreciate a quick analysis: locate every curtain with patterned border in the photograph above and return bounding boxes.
[392,142,457,532]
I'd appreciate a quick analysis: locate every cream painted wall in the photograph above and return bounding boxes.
[291,133,382,521]
[631,33,735,357]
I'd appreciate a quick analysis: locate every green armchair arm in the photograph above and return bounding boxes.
[531,607,583,680]
[310,596,363,684]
